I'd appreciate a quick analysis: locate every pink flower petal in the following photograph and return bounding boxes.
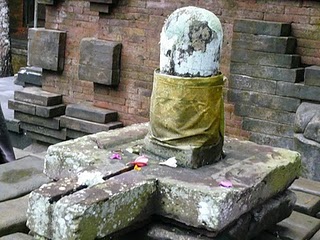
[128,155,149,167]
[219,180,233,188]
[110,153,122,160]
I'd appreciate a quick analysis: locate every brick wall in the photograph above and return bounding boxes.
[42,0,320,133]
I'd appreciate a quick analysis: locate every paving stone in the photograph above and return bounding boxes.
[228,89,301,113]
[14,112,60,130]
[0,156,50,202]
[0,232,33,240]
[31,129,302,238]
[8,99,36,115]
[21,122,67,140]
[232,33,296,54]
[305,65,320,87]
[231,48,300,68]
[0,195,29,237]
[272,211,320,240]
[249,132,294,150]
[66,103,117,123]
[14,87,62,106]
[243,118,294,138]
[290,178,320,197]
[35,104,66,118]
[66,129,87,139]
[60,115,122,134]
[293,190,320,216]
[233,19,291,36]
[228,74,277,94]
[13,148,32,160]
[230,63,304,83]
[26,131,62,145]
[310,229,320,240]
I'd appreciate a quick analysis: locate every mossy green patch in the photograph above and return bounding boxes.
[0,168,38,183]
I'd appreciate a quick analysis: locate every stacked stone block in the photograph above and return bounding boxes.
[60,103,123,139]
[229,19,303,149]
[9,87,66,144]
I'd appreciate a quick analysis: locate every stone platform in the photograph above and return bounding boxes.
[26,123,302,239]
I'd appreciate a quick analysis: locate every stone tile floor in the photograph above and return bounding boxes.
[0,142,319,240]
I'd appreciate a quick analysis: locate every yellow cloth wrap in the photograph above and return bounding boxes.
[150,70,224,148]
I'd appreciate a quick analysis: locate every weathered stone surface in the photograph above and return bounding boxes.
[233,19,291,36]
[290,177,320,197]
[299,84,320,102]
[17,66,42,87]
[231,49,300,68]
[21,123,67,140]
[44,123,149,179]
[0,232,33,240]
[243,118,294,138]
[14,112,60,130]
[66,103,117,123]
[232,33,296,54]
[159,6,223,77]
[79,38,121,86]
[0,156,50,202]
[228,88,301,113]
[0,195,29,237]
[90,3,110,14]
[293,190,320,216]
[28,134,301,239]
[5,119,21,133]
[228,74,276,94]
[249,132,294,150]
[304,114,320,143]
[35,104,65,118]
[37,0,54,5]
[234,103,295,125]
[60,115,122,134]
[310,230,320,240]
[66,129,87,139]
[276,81,302,99]
[14,87,62,106]
[27,171,157,239]
[8,99,36,115]
[294,134,320,181]
[230,63,304,83]
[25,131,62,145]
[305,65,320,87]
[272,211,320,240]
[28,28,66,71]
[295,102,320,133]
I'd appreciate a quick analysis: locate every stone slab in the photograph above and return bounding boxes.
[233,19,291,36]
[0,233,33,240]
[8,99,36,115]
[14,87,62,106]
[66,103,117,123]
[305,65,320,87]
[66,129,87,139]
[32,127,302,237]
[249,132,294,150]
[21,122,67,140]
[231,48,300,69]
[304,114,320,143]
[228,74,277,94]
[311,230,320,240]
[0,156,50,202]
[295,102,320,134]
[14,112,60,130]
[60,115,122,134]
[28,28,66,71]
[290,178,320,197]
[230,63,304,83]
[5,119,21,133]
[79,38,121,86]
[300,84,320,102]
[44,123,149,179]
[243,118,294,138]
[276,81,302,99]
[272,211,320,240]
[294,134,320,181]
[293,190,320,216]
[26,131,62,145]
[232,33,296,54]
[0,195,29,237]
[35,104,65,118]
[228,89,301,113]
[17,67,42,87]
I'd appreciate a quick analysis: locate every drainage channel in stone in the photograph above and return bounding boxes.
[48,165,135,204]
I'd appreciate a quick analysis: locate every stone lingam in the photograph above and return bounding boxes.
[26,7,301,240]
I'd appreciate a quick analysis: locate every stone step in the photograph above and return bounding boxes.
[0,232,33,240]
[14,112,60,130]
[65,103,117,123]
[60,115,123,134]
[305,65,320,87]
[9,99,66,118]
[270,211,320,240]
[26,131,62,145]
[21,122,67,141]
[14,87,62,107]
[292,190,320,216]
[0,195,29,237]
[16,67,42,87]
[233,19,291,37]
[290,178,320,197]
